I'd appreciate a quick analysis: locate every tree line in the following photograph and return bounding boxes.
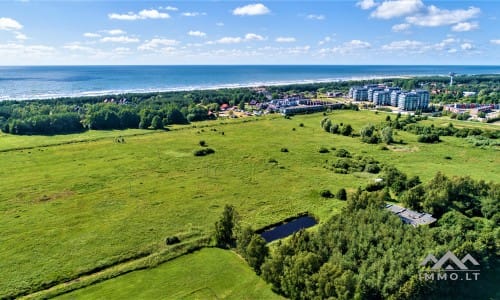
[0,88,266,135]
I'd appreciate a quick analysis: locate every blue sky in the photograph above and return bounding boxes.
[0,0,499,65]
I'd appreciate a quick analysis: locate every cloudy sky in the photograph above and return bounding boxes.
[0,0,499,65]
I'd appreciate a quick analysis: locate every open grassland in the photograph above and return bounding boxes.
[1,110,499,298]
[55,248,281,300]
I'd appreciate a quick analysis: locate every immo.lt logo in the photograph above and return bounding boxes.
[419,251,480,281]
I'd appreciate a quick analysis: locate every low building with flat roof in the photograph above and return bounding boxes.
[385,204,436,227]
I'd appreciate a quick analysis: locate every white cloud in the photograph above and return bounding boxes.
[392,23,411,32]
[138,38,179,51]
[345,40,371,48]
[106,29,126,35]
[461,42,473,51]
[64,43,95,52]
[181,12,206,17]
[113,47,131,54]
[382,40,424,51]
[406,6,480,27]
[286,46,311,55]
[163,6,178,11]
[0,17,23,31]
[371,0,424,19]
[213,33,265,44]
[276,37,296,43]
[0,43,56,57]
[306,14,325,20]
[452,22,479,32]
[245,33,265,41]
[100,36,140,43]
[318,36,332,46]
[490,39,500,45]
[84,32,101,38]
[188,30,206,37]
[433,38,458,51]
[108,9,170,20]
[322,39,371,55]
[356,0,378,10]
[448,49,457,53]
[216,22,224,26]
[15,32,27,40]
[233,3,270,16]
[216,37,243,44]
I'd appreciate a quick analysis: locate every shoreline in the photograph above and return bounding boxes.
[0,74,428,102]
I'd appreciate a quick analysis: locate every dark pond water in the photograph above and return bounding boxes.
[260,216,317,243]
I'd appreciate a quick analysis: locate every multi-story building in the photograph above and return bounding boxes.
[398,92,420,111]
[349,87,369,101]
[372,90,391,106]
[349,84,429,111]
[397,90,429,111]
[368,87,384,102]
[390,90,402,107]
[415,89,430,109]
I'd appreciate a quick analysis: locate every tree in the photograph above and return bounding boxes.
[151,115,163,129]
[236,226,254,257]
[167,108,188,124]
[401,185,425,210]
[381,126,393,144]
[341,124,353,136]
[214,204,238,248]
[245,234,268,274]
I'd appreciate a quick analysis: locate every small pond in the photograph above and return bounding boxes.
[259,216,317,243]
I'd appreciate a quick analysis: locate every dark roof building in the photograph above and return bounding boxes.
[385,204,437,227]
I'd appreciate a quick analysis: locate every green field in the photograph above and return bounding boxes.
[1,110,499,298]
[55,248,281,300]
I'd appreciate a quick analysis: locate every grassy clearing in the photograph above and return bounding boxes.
[1,110,498,298]
[55,248,281,300]
[0,129,151,151]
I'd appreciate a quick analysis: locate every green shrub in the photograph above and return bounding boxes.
[280,147,289,153]
[318,147,330,153]
[194,148,215,156]
[320,189,334,198]
[165,236,181,245]
[336,188,347,200]
[335,148,351,158]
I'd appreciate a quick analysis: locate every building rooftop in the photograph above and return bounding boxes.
[385,204,437,227]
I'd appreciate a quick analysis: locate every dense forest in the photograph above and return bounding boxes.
[0,75,499,135]
[215,168,499,300]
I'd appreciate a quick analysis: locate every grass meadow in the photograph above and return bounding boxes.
[55,248,281,300]
[1,110,498,298]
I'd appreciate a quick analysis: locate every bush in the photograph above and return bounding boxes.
[280,147,289,152]
[365,164,381,174]
[365,181,385,192]
[336,188,347,200]
[417,134,440,143]
[379,145,389,150]
[444,156,452,160]
[199,140,206,147]
[194,148,215,156]
[335,148,351,158]
[318,147,330,153]
[165,236,181,245]
[299,123,304,127]
[268,158,278,163]
[320,189,334,198]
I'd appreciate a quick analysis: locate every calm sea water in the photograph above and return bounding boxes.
[0,65,499,101]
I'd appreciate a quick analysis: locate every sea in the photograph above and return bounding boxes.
[1,65,499,101]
